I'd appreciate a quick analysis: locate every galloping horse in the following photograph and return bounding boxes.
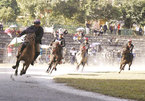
[119,47,133,73]
[46,41,62,74]
[76,46,88,71]
[12,33,36,75]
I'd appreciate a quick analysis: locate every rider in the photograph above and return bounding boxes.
[50,32,65,48]
[122,39,134,59]
[81,37,90,54]
[50,32,65,61]
[17,20,44,65]
[126,39,134,53]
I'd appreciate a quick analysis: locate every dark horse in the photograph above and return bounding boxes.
[12,33,35,75]
[119,47,133,73]
[46,41,62,74]
[75,46,88,71]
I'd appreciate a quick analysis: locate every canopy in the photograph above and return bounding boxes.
[76,27,85,32]
[8,36,25,46]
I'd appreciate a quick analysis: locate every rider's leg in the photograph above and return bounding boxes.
[31,43,40,65]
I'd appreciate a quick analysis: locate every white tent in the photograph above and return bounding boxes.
[8,35,25,46]
[76,27,85,32]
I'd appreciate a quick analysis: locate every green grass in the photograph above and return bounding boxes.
[54,78,145,101]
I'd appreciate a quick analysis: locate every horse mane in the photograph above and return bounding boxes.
[24,33,36,44]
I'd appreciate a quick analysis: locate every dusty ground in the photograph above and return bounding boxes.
[0,63,142,101]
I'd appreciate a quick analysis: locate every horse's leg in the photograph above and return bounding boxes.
[20,64,30,75]
[128,62,132,70]
[119,64,125,74]
[81,62,85,72]
[76,63,81,71]
[50,61,58,74]
[46,61,53,73]
[20,63,26,75]
[12,59,20,69]
[13,60,20,76]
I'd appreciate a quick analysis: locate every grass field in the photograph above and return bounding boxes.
[54,72,145,101]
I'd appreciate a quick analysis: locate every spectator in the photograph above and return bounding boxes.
[114,24,117,35]
[73,33,78,41]
[86,21,91,34]
[7,46,13,63]
[118,24,121,35]
[135,25,139,35]
[0,23,3,31]
[93,28,99,37]
[100,25,103,35]
[139,26,143,35]
[70,47,77,64]
[103,24,108,34]
[109,24,113,34]
[5,28,12,38]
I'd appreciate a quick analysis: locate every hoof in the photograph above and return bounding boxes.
[54,68,57,71]
[31,61,34,66]
[46,70,49,73]
[20,71,26,76]
[12,66,16,69]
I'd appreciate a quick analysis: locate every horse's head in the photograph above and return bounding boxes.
[52,41,62,55]
[24,33,36,44]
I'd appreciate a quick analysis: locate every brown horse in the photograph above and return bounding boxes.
[76,46,88,71]
[12,33,35,75]
[119,48,133,73]
[46,41,62,74]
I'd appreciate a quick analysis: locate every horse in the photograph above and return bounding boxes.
[75,46,88,71]
[119,48,133,73]
[46,41,62,74]
[12,33,36,75]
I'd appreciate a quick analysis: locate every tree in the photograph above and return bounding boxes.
[17,0,52,26]
[119,0,145,28]
[87,0,121,21]
[0,0,20,22]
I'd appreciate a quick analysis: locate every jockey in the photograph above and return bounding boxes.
[126,39,134,53]
[50,32,65,60]
[17,20,44,65]
[50,32,65,47]
[81,37,90,54]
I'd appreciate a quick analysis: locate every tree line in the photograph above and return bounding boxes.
[0,0,145,28]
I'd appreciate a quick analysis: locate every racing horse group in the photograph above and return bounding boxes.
[12,33,133,75]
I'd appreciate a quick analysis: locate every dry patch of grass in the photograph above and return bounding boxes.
[54,77,145,101]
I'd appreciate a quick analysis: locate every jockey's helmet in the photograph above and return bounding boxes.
[34,20,41,24]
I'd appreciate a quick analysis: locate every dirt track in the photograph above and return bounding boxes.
[0,63,141,101]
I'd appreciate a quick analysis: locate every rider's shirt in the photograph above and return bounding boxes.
[20,25,44,44]
[81,42,90,53]
[126,43,134,53]
[51,37,65,47]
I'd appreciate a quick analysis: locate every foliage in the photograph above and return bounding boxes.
[0,0,145,27]
[119,0,145,28]
[0,0,20,22]
[88,0,121,20]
